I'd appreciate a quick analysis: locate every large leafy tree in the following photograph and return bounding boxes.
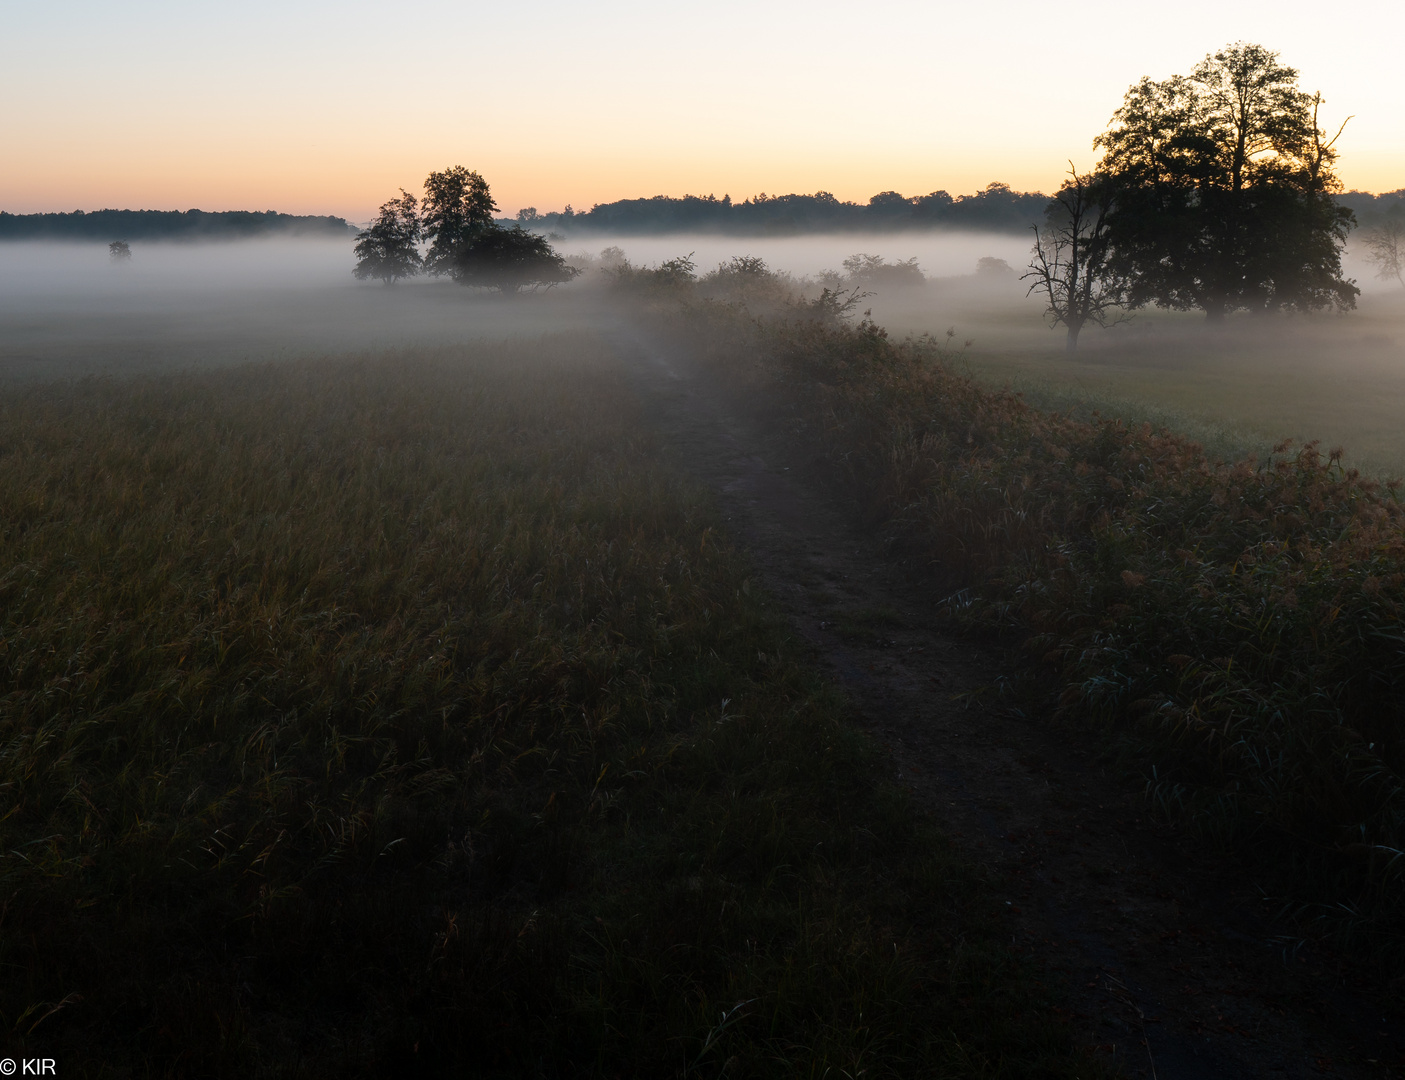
[353,190,422,284]
[1096,43,1357,319]
[421,166,498,275]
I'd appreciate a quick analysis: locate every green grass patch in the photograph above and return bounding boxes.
[0,339,1089,1076]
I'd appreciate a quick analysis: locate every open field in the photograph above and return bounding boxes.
[0,338,1087,1074]
[6,236,1404,483]
[872,280,1405,478]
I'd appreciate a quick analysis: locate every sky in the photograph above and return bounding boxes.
[2,0,1401,220]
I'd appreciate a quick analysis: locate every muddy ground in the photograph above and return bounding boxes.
[614,326,1405,1080]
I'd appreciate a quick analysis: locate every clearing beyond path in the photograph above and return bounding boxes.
[615,325,1405,1080]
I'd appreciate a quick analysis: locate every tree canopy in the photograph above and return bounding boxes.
[448,224,579,294]
[352,190,422,284]
[421,166,498,275]
[1095,42,1357,319]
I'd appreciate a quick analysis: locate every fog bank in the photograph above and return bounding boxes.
[559,230,1033,281]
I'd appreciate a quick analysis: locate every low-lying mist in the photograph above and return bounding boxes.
[4,231,1404,475]
[557,230,1035,281]
[0,238,610,378]
[0,231,1035,379]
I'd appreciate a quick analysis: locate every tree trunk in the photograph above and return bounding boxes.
[1065,323,1081,352]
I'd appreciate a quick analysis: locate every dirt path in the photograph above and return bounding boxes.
[613,326,1405,1080]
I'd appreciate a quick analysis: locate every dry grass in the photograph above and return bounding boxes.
[0,337,1090,1075]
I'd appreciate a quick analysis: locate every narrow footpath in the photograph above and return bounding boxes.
[613,326,1405,1080]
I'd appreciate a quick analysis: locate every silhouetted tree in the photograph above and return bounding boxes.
[1097,42,1357,319]
[450,226,579,294]
[352,190,422,284]
[867,191,912,223]
[1023,167,1126,351]
[1361,221,1405,287]
[108,240,131,262]
[421,166,497,275]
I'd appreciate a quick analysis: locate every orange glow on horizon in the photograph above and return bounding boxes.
[2,1,1400,222]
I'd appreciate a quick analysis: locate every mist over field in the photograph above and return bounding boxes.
[0,231,1034,377]
[0,238,607,378]
[559,230,1035,280]
[4,231,1405,474]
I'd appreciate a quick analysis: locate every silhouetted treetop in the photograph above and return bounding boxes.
[421,166,498,275]
[1096,42,1357,319]
[353,190,423,285]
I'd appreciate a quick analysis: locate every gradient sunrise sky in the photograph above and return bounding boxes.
[3,0,1400,220]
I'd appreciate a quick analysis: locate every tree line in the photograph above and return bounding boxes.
[510,186,1398,242]
[514,184,1052,236]
[1025,42,1402,350]
[0,209,353,241]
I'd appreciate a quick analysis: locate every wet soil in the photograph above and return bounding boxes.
[613,326,1405,1080]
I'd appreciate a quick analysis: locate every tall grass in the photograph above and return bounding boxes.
[0,339,1087,1075]
[659,298,1405,964]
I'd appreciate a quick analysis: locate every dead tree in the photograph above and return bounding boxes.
[1022,165,1126,352]
[1362,220,1405,288]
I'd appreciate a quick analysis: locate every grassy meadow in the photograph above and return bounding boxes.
[873,279,1405,478]
[0,338,1087,1075]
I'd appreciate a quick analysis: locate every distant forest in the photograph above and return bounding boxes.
[0,209,354,241]
[515,185,1405,237]
[0,188,1399,242]
[1338,190,1405,228]
[515,184,1050,235]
